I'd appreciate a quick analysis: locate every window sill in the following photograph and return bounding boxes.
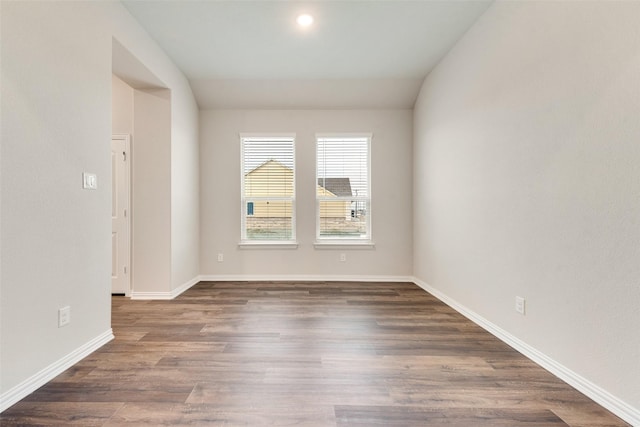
[238,241,299,249]
[314,241,375,249]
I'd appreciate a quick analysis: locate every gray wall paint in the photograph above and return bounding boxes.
[413,1,640,410]
[112,75,134,135]
[111,74,200,295]
[132,89,172,294]
[1,0,112,394]
[171,88,200,292]
[1,1,199,395]
[200,109,413,278]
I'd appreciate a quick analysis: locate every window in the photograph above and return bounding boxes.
[241,135,295,242]
[316,134,371,241]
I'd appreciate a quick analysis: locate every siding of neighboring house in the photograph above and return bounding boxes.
[244,160,351,219]
[317,178,353,220]
[317,185,351,220]
[244,160,293,218]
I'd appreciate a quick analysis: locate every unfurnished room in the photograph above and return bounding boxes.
[1,1,638,426]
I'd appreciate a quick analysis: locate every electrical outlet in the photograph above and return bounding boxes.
[340,253,346,262]
[515,296,526,315]
[58,306,71,327]
[217,253,224,262]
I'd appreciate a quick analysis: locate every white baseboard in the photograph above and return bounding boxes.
[130,291,173,300]
[130,275,202,300]
[199,274,414,283]
[0,329,114,413]
[411,277,640,426]
[171,275,201,298]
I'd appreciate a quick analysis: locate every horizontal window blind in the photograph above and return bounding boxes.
[316,135,371,240]
[241,136,295,241]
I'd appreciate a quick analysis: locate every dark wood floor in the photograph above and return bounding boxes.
[1,281,629,426]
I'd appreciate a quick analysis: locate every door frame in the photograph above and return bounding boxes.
[112,134,132,296]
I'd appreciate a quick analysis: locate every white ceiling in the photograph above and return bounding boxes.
[121,0,492,109]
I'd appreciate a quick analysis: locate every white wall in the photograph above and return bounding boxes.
[171,87,200,293]
[413,0,640,417]
[200,109,413,279]
[1,1,199,404]
[112,7,201,295]
[112,73,199,297]
[111,75,133,135]
[1,0,113,398]
[132,89,172,294]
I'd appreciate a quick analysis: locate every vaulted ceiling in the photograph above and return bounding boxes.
[121,0,492,109]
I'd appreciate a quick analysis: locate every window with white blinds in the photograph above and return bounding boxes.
[316,134,371,240]
[241,135,295,242]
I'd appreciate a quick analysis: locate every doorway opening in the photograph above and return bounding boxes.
[111,134,131,295]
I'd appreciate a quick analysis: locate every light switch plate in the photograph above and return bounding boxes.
[83,173,97,190]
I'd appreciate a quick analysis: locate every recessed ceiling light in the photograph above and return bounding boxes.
[296,14,314,27]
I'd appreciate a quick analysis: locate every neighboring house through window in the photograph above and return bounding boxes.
[316,134,371,241]
[241,135,295,242]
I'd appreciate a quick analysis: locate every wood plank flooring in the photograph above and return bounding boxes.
[1,281,629,426]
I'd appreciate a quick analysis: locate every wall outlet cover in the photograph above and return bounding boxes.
[58,306,71,327]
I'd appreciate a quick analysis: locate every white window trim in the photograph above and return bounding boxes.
[240,133,297,245]
[315,132,373,245]
[313,241,375,249]
[238,241,299,249]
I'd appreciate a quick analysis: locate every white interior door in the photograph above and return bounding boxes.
[111,135,131,295]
